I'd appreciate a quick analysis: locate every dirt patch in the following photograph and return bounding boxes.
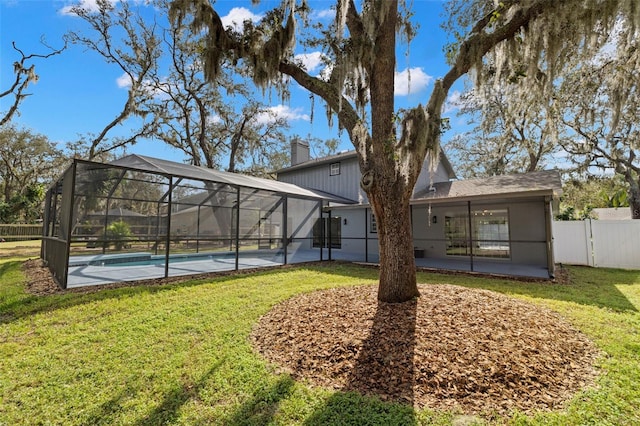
[21,259,65,295]
[251,284,599,416]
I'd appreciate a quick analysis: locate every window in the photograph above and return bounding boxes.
[370,212,377,233]
[330,162,340,176]
[444,209,510,258]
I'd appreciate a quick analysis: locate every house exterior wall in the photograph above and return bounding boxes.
[413,158,454,196]
[331,208,379,260]
[411,200,548,267]
[411,204,450,258]
[278,156,366,202]
[287,198,321,251]
[329,198,550,274]
[508,201,548,266]
[278,153,451,204]
[277,148,555,278]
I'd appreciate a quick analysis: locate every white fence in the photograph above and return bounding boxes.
[553,220,640,270]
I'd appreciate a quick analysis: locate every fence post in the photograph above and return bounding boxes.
[585,219,595,267]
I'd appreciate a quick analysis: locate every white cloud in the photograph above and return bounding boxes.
[59,0,116,16]
[317,62,334,82]
[444,90,462,113]
[221,7,262,32]
[116,73,132,88]
[294,52,326,73]
[310,9,335,20]
[254,105,310,125]
[208,114,222,125]
[116,73,173,101]
[394,67,432,96]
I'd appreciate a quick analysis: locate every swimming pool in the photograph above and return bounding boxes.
[70,250,283,267]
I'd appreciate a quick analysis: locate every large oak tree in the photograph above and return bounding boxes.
[170,0,637,302]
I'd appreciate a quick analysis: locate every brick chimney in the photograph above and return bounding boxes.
[290,137,310,166]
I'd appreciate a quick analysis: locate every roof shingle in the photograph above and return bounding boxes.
[413,170,562,202]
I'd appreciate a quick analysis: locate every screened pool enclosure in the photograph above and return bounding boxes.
[42,155,350,288]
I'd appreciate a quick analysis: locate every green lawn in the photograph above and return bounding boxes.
[1,258,639,425]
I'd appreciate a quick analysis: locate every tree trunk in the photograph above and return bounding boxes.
[623,173,640,219]
[629,182,640,219]
[363,0,421,303]
[371,189,419,302]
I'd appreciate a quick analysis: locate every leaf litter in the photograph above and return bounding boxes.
[251,284,600,416]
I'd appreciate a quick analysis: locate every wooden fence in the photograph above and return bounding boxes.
[0,224,43,241]
[553,219,640,270]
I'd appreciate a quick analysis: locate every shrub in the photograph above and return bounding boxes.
[105,220,133,250]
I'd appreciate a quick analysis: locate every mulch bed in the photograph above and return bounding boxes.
[251,284,600,416]
[21,259,598,416]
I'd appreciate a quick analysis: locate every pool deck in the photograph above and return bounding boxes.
[66,249,550,288]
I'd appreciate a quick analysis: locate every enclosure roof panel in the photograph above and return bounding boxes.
[412,169,562,203]
[108,154,357,204]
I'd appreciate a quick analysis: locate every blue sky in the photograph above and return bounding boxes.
[0,0,466,163]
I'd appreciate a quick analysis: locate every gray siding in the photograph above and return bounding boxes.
[287,198,322,250]
[413,157,453,196]
[508,202,548,265]
[278,157,367,203]
[278,153,448,204]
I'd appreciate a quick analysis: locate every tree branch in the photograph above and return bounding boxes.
[1,40,66,126]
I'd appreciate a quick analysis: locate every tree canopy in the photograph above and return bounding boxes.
[0,125,65,223]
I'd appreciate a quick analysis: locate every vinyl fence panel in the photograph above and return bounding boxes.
[553,221,593,266]
[591,220,640,269]
[553,219,640,270]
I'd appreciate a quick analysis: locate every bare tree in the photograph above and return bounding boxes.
[143,19,292,175]
[169,0,638,302]
[0,40,66,126]
[66,0,161,159]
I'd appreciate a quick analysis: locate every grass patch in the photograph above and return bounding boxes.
[0,239,40,259]
[1,259,639,425]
